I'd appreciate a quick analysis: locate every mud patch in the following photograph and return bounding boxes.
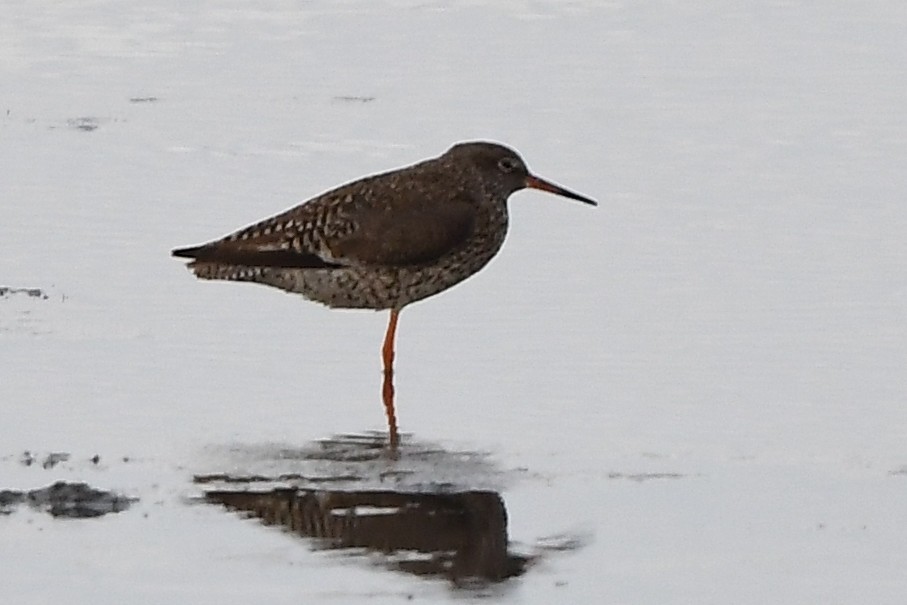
[19,451,70,469]
[66,117,103,131]
[55,117,122,132]
[0,286,49,300]
[0,481,135,518]
[0,285,59,335]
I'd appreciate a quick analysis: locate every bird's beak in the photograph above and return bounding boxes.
[525,175,597,206]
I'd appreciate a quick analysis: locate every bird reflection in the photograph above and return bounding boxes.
[205,488,528,584]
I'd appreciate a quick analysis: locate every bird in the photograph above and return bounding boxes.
[172,141,597,450]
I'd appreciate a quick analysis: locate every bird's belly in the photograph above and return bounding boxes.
[249,266,400,309]
[249,242,500,310]
[395,258,492,308]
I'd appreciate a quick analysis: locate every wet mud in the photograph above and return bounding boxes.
[65,117,103,132]
[0,286,49,300]
[0,481,135,518]
[0,285,64,335]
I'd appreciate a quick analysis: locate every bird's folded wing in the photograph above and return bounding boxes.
[171,207,343,269]
[329,197,476,267]
[172,184,476,269]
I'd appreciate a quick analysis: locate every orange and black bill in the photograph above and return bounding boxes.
[526,175,598,206]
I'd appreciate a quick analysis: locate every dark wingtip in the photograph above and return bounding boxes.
[172,243,343,270]
[172,245,205,259]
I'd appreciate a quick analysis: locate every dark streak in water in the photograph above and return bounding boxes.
[0,286,48,300]
[0,482,135,518]
[194,472,362,484]
[67,117,100,131]
[332,95,376,103]
[607,471,686,482]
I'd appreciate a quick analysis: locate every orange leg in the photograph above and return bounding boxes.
[381,308,401,450]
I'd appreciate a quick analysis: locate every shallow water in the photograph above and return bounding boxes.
[2,1,906,603]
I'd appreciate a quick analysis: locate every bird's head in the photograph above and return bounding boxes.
[443,141,598,206]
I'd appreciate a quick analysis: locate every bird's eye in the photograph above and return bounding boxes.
[497,157,518,173]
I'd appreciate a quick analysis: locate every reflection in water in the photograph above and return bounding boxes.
[205,488,528,584]
[196,433,529,584]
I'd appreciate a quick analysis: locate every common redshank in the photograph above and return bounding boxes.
[173,141,596,450]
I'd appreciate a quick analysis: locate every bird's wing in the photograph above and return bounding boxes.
[328,192,476,266]
[171,212,340,268]
[172,183,476,269]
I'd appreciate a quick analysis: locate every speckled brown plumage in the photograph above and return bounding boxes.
[172,141,597,450]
